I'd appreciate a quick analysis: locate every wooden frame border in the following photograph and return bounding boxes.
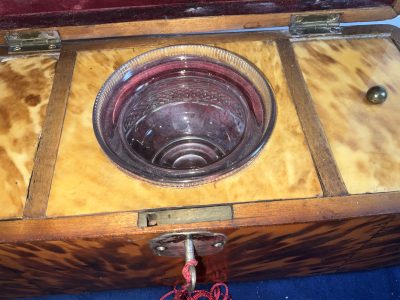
[1,1,396,30]
[23,50,77,218]
[61,31,288,52]
[4,24,399,243]
[1,192,400,243]
[0,6,397,44]
[277,39,347,197]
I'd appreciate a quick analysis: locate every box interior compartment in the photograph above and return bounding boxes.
[46,37,323,217]
[0,55,57,219]
[294,37,400,194]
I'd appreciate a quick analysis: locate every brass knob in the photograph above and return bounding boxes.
[366,85,388,104]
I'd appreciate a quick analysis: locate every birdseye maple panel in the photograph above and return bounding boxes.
[46,39,322,217]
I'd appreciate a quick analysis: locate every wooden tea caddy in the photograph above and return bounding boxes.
[1,1,400,297]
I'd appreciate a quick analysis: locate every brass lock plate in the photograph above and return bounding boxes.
[150,231,227,257]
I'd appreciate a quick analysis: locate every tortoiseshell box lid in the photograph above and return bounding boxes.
[1,0,398,31]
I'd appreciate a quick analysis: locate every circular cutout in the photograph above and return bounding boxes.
[93,45,276,186]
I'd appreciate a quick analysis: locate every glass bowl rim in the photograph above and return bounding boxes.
[92,44,277,186]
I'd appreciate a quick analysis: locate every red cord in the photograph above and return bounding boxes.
[160,259,231,300]
[182,259,198,291]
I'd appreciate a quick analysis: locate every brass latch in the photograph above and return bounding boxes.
[138,205,232,228]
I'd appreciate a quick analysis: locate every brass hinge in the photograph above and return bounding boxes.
[5,30,61,54]
[289,14,342,36]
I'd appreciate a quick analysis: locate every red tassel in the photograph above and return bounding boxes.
[160,259,232,300]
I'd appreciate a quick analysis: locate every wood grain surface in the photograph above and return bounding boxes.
[277,39,347,197]
[46,39,322,217]
[0,55,56,220]
[0,26,399,299]
[0,215,393,298]
[0,6,396,44]
[24,51,77,218]
[1,0,394,29]
[0,192,399,243]
[294,38,400,194]
[340,215,400,272]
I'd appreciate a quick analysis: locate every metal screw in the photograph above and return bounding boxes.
[366,85,388,104]
[12,46,21,52]
[156,246,166,252]
[213,242,224,248]
[48,44,57,50]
